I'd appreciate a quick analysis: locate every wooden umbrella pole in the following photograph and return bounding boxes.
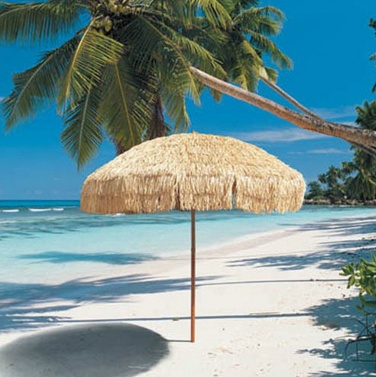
[191,209,196,343]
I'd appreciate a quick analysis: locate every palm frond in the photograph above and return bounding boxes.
[219,34,261,90]
[208,87,223,102]
[154,18,226,77]
[229,0,260,15]
[61,84,104,168]
[0,1,83,43]
[356,101,376,130]
[158,0,196,27]
[192,0,232,29]
[3,36,80,129]
[57,27,124,110]
[99,59,152,150]
[228,63,258,91]
[263,66,278,83]
[183,17,229,49]
[249,32,292,69]
[124,9,226,78]
[125,16,203,102]
[234,6,284,34]
[161,89,190,131]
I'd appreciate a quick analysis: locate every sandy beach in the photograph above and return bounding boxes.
[0,214,376,376]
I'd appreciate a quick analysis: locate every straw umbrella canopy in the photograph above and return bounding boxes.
[81,133,306,342]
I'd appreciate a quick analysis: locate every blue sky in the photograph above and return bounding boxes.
[0,0,375,200]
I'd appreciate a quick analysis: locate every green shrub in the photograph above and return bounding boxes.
[342,254,376,312]
[342,255,376,358]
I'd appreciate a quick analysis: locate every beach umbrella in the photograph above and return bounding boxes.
[81,133,305,342]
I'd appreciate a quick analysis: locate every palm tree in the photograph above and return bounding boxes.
[191,67,376,155]
[356,101,376,132]
[341,158,376,201]
[317,165,346,203]
[305,181,325,201]
[341,101,376,200]
[370,18,376,93]
[203,2,291,91]
[187,3,376,155]
[1,0,376,167]
[0,0,228,166]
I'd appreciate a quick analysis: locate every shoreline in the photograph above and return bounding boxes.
[1,213,376,375]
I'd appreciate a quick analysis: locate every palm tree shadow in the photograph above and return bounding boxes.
[0,323,169,377]
[17,250,158,265]
[0,274,218,333]
[228,216,376,271]
[226,215,376,375]
[303,295,376,376]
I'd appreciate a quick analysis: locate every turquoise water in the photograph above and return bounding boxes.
[0,201,375,285]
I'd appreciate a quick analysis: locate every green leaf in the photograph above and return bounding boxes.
[192,0,232,29]
[348,275,356,287]
[125,15,205,102]
[57,27,124,110]
[249,31,292,69]
[61,84,104,168]
[161,89,190,131]
[234,6,284,35]
[0,1,83,43]
[3,35,80,129]
[99,59,152,150]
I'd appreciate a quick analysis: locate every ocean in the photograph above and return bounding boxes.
[0,200,375,287]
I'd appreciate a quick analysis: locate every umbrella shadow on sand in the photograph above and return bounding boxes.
[0,323,169,377]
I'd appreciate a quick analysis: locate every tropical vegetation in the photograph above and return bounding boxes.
[1,0,376,168]
[305,101,376,204]
[0,0,292,166]
[342,255,376,360]
[371,18,376,93]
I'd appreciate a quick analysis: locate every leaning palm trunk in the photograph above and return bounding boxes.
[260,78,376,157]
[191,67,376,156]
[260,78,324,121]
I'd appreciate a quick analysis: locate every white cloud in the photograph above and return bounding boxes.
[308,148,349,155]
[232,128,327,143]
[288,148,350,155]
[311,105,356,120]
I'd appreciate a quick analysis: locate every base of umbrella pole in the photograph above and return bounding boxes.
[191,209,196,343]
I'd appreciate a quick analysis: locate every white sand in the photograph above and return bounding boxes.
[1,214,376,376]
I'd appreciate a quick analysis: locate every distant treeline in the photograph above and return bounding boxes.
[305,101,376,205]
